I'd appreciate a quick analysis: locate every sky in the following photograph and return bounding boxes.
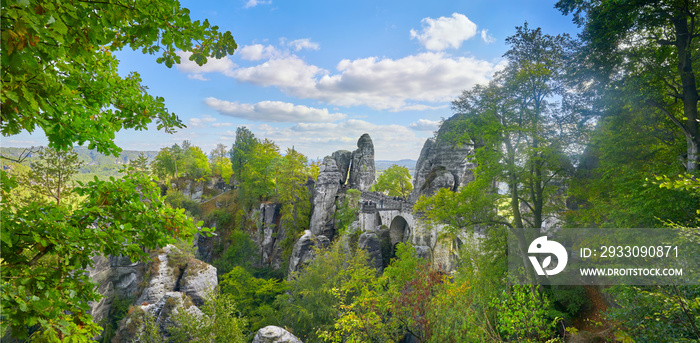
[5,0,581,161]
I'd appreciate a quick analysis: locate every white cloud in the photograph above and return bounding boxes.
[231,56,327,89]
[204,98,347,123]
[212,122,233,127]
[188,115,218,128]
[227,53,499,111]
[481,29,496,44]
[175,51,237,79]
[251,119,425,160]
[410,13,478,51]
[287,38,320,51]
[237,44,282,61]
[244,0,271,8]
[410,119,441,131]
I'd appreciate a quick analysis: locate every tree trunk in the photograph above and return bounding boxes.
[674,14,700,171]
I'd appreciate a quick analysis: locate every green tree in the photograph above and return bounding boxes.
[273,243,375,343]
[27,147,83,206]
[556,0,700,171]
[151,146,178,180]
[128,152,151,175]
[183,145,211,182]
[275,148,313,262]
[371,164,413,197]
[417,24,583,283]
[1,0,236,156]
[229,126,259,182]
[239,139,280,205]
[210,143,233,181]
[0,0,234,340]
[169,291,248,343]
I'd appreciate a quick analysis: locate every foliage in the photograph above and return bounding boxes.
[273,243,376,343]
[0,170,206,340]
[334,189,361,237]
[128,152,151,175]
[427,228,507,342]
[183,145,211,182]
[164,189,202,219]
[151,146,180,180]
[556,0,700,171]
[212,230,260,276]
[494,285,561,342]
[604,285,700,342]
[210,143,233,181]
[131,307,161,343]
[371,164,413,197]
[239,139,281,204]
[275,148,313,264]
[229,126,259,182]
[566,106,698,228]
[1,0,236,156]
[219,266,286,332]
[169,291,248,343]
[27,147,84,206]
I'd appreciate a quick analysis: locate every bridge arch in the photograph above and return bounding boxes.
[389,215,409,246]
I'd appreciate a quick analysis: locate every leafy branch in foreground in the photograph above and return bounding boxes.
[0,169,207,340]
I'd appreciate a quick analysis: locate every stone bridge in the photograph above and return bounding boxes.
[358,191,415,248]
[357,190,464,270]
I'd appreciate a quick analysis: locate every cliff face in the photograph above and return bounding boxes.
[348,133,376,191]
[410,117,475,202]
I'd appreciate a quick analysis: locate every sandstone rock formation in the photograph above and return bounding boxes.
[309,156,343,237]
[358,231,383,271]
[332,150,352,185]
[89,244,218,342]
[88,255,146,328]
[253,325,303,343]
[410,118,475,202]
[287,230,330,276]
[259,203,286,269]
[349,133,376,191]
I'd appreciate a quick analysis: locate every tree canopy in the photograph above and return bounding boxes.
[0,0,236,340]
[1,0,236,156]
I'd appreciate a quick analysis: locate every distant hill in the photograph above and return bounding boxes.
[1,146,159,182]
[375,159,417,175]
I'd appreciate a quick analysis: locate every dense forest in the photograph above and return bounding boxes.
[1,0,699,342]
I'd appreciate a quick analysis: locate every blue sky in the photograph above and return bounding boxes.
[6,0,581,160]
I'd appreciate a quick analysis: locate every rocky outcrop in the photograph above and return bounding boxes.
[179,259,217,306]
[309,156,343,237]
[349,133,376,191]
[88,245,218,342]
[259,203,286,269]
[409,119,475,202]
[332,150,353,185]
[287,230,330,276]
[137,245,180,305]
[88,255,146,328]
[253,326,303,343]
[358,231,383,271]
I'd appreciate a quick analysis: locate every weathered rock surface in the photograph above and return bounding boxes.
[253,325,303,343]
[409,119,475,202]
[259,203,286,269]
[309,156,343,237]
[87,255,146,333]
[179,259,217,306]
[137,245,179,306]
[349,133,376,191]
[332,150,353,185]
[114,291,203,342]
[358,231,383,271]
[287,230,330,276]
[414,245,432,260]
